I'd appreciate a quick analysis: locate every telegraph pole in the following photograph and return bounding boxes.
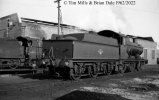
[54,0,61,36]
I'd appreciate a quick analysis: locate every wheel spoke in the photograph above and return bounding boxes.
[129,63,135,72]
[136,62,141,71]
[69,68,81,80]
[107,64,112,75]
[88,66,93,77]
[119,64,126,74]
[93,65,98,77]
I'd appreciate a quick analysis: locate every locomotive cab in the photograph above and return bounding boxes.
[98,30,143,59]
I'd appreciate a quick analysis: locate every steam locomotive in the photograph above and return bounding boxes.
[0,36,42,73]
[0,30,147,79]
[42,30,147,80]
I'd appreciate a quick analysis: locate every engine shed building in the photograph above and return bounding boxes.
[0,13,89,39]
[135,37,158,65]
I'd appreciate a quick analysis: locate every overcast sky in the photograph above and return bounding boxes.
[0,0,159,46]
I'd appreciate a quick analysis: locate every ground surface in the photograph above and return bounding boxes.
[0,65,159,100]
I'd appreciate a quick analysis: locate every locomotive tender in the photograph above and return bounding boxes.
[42,30,147,80]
